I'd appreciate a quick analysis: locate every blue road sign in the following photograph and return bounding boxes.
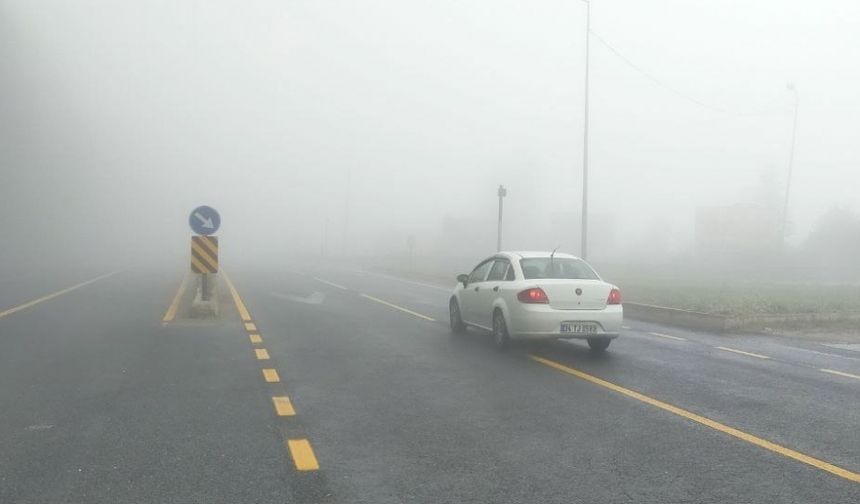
[189,205,221,235]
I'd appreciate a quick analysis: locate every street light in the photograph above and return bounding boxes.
[497,184,507,252]
[580,0,591,260]
[781,83,799,246]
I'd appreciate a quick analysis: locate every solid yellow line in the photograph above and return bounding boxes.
[650,332,687,341]
[272,396,296,416]
[255,348,271,360]
[162,273,189,322]
[222,272,252,321]
[716,346,770,360]
[359,293,435,321]
[245,322,257,331]
[821,368,860,381]
[262,368,280,382]
[529,354,860,484]
[249,334,263,344]
[287,439,320,471]
[0,271,120,320]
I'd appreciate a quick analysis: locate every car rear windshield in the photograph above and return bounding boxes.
[519,258,600,280]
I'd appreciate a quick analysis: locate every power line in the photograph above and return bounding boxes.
[589,30,788,118]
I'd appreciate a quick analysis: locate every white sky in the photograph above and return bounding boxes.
[2,0,858,261]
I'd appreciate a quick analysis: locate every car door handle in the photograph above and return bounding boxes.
[493,286,499,292]
[474,286,480,292]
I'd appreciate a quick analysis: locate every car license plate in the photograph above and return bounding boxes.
[560,322,597,334]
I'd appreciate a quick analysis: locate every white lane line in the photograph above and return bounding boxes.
[782,346,860,362]
[0,271,121,320]
[649,332,687,341]
[313,277,348,290]
[359,294,436,322]
[716,346,770,360]
[621,325,631,330]
[358,271,451,292]
[821,368,860,381]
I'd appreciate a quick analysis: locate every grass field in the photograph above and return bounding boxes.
[615,278,860,317]
[366,256,860,319]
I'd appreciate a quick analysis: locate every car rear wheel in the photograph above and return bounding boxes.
[449,298,466,334]
[492,310,510,350]
[587,337,611,352]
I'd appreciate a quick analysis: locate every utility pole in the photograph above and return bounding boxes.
[781,84,799,247]
[497,185,507,252]
[580,0,591,260]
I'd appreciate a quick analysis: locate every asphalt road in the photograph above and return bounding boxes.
[2,264,860,503]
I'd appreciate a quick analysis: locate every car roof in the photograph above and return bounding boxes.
[499,251,582,260]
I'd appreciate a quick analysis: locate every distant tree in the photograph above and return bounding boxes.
[803,206,860,270]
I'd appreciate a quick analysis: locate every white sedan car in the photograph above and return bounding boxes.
[449,251,623,351]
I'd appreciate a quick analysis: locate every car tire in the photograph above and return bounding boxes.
[587,337,611,352]
[492,310,510,350]
[449,298,466,334]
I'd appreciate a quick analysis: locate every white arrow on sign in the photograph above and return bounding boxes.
[194,212,215,229]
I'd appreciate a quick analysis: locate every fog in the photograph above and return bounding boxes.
[2,0,859,278]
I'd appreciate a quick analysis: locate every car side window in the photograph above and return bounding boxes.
[504,264,516,281]
[486,260,510,282]
[468,260,493,284]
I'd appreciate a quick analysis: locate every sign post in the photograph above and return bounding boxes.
[189,206,221,316]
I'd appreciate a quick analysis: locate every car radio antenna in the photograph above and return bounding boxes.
[550,246,560,271]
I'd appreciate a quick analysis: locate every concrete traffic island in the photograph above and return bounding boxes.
[190,273,219,318]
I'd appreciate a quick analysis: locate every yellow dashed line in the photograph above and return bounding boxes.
[223,270,321,473]
[273,396,296,416]
[287,439,320,471]
[529,354,860,485]
[262,368,280,382]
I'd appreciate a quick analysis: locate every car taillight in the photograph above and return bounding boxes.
[517,287,549,304]
[607,288,622,305]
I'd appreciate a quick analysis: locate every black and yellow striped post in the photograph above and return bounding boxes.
[191,236,218,301]
[191,236,218,273]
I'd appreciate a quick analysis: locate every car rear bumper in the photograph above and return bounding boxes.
[508,304,623,340]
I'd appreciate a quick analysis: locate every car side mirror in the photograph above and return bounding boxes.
[457,274,469,287]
